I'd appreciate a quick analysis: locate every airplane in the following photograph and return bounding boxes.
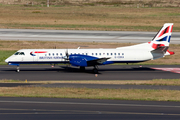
[5,23,174,73]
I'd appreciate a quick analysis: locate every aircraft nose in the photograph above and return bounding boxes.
[5,58,9,63]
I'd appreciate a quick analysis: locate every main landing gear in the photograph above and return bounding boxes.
[79,66,99,74]
[93,65,98,74]
[80,66,85,71]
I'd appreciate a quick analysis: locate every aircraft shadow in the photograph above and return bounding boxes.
[2,66,156,74]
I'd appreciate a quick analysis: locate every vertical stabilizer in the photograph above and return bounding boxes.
[150,23,174,58]
[150,23,173,49]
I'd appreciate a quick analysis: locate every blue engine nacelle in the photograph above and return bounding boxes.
[69,54,98,67]
[69,56,87,67]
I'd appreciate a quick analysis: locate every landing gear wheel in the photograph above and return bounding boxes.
[93,68,98,74]
[80,67,85,71]
[93,65,99,74]
[17,67,20,73]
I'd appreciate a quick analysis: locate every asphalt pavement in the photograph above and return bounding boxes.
[1,97,180,120]
[0,65,180,81]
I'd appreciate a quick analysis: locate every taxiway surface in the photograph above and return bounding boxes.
[1,65,180,81]
[1,97,180,120]
[0,29,179,44]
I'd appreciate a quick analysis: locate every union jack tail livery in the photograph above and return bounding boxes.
[152,23,173,43]
[148,23,174,57]
[149,23,173,50]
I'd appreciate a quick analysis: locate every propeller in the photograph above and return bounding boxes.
[64,49,71,68]
[65,49,69,60]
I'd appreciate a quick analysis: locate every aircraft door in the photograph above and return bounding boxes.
[31,51,38,61]
[33,54,38,61]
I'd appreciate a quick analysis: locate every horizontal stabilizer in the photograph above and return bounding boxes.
[151,46,169,54]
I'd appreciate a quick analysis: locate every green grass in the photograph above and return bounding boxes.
[0,50,16,64]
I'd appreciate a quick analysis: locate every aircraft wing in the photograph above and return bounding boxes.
[87,57,110,66]
[69,54,110,67]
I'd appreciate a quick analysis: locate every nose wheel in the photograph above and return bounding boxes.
[17,66,20,73]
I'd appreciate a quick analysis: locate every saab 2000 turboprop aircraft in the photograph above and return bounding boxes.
[5,23,174,73]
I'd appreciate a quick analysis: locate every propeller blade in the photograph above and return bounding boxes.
[64,49,69,60]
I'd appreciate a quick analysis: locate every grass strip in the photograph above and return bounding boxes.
[1,5,180,31]
[0,87,180,102]
[1,79,180,86]
[3,23,173,31]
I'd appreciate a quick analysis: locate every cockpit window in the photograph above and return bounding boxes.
[14,52,25,55]
[19,52,25,55]
[14,52,20,55]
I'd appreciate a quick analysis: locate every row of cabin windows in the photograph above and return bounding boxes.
[45,53,124,56]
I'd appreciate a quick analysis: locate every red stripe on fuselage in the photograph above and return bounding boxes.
[34,51,47,53]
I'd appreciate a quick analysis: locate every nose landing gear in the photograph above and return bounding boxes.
[17,66,20,73]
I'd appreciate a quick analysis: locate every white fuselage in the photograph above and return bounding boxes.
[5,44,156,65]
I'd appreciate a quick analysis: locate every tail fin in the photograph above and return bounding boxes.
[150,23,174,57]
[149,23,173,49]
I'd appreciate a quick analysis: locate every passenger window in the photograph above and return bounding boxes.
[107,53,109,55]
[92,53,94,55]
[60,53,62,56]
[122,53,124,55]
[49,53,51,56]
[118,53,120,55]
[86,53,88,55]
[114,53,116,55]
[96,53,97,56]
[99,53,101,55]
[111,53,113,55]
[52,53,54,56]
[45,54,47,56]
[56,53,58,56]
